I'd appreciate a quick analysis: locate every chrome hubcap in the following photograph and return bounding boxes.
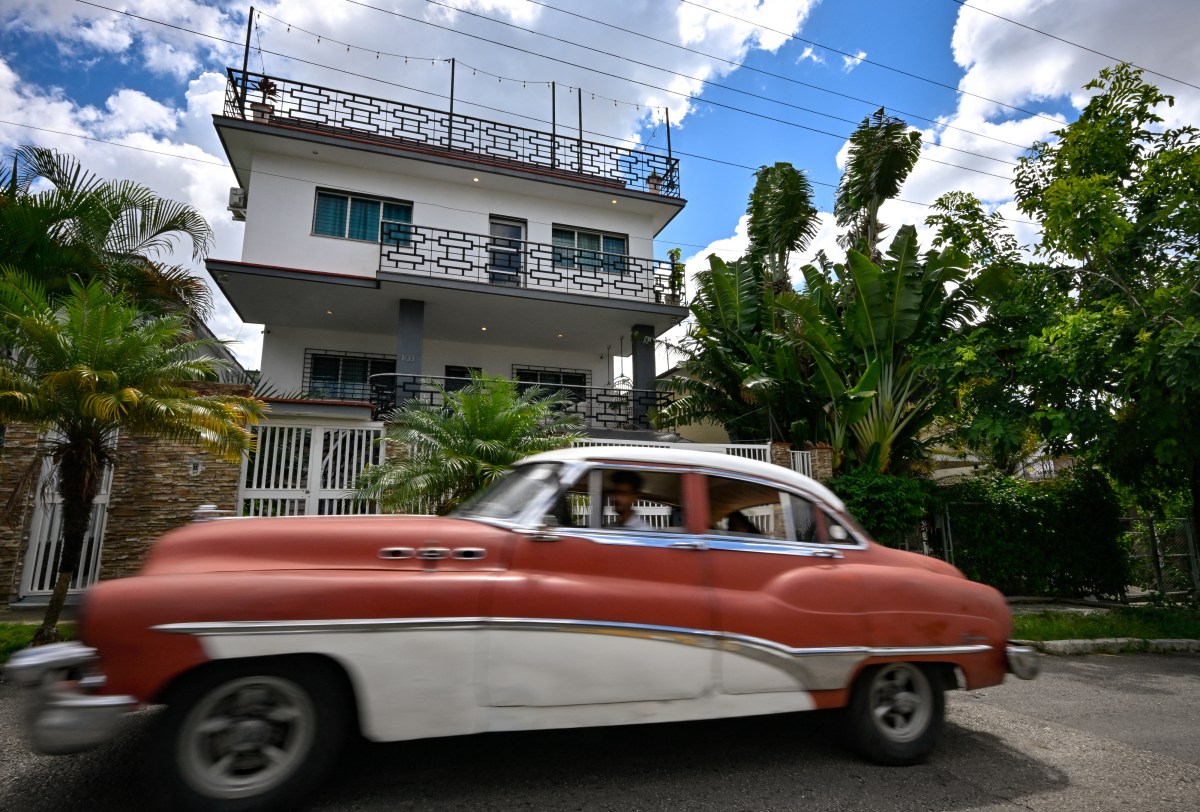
[869,664,932,743]
[178,676,315,799]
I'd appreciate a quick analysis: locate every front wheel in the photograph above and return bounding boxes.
[848,662,944,765]
[152,659,351,812]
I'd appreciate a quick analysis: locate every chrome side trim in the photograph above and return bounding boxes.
[1006,643,1041,680]
[153,617,993,691]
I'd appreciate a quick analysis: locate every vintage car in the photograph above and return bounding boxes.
[8,446,1038,811]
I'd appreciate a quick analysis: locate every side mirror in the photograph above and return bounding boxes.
[526,523,559,542]
[828,524,850,542]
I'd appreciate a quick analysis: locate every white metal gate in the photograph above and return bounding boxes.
[239,422,386,516]
[19,461,114,597]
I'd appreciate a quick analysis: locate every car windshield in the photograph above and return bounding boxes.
[452,462,563,521]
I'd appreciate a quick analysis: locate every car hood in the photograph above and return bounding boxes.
[139,514,509,576]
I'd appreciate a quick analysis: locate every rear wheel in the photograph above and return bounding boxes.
[153,660,350,811]
[848,662,943,765]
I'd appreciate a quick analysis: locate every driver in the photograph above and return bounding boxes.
[607,470,651,531]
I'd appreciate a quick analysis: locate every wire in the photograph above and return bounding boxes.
[949,0,1200,93]
[520,0,1030,150]
[400,0,1016,167]
[72,0,1026,184]
[334,0,1019,177]
[678,0,1065,127]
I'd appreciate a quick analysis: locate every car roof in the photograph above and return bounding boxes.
[519,445,847,513]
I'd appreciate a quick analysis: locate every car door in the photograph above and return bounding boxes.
[485,464,715,708]
[702,472,870,696]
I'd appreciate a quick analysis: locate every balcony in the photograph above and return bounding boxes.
[224,69,680,196]
[361,374,671,430]
[377,224,684,306]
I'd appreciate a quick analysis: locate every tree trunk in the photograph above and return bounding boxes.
[31,444,103,646]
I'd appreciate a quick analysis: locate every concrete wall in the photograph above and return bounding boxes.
[240,152,657,276]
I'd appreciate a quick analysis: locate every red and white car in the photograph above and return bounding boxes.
[9,446,1038,811]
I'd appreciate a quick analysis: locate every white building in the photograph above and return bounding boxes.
[207,69,689,516]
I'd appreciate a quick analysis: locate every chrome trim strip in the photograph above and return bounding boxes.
[153,616,996,655]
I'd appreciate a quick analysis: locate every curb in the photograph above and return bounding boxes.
[1019,638,1200,655]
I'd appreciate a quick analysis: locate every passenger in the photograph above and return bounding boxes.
[607,470,651,531]
[726,510,761,534]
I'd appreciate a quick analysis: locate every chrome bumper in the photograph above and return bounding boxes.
[5,642,138,754]
[1006,643,1041,680]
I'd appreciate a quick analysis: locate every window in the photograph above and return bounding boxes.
[706,476,796,542]
[306,351,395,402]
[514,367,587,402]
[444,365,482,392]
[552,227,627,273]
[313,190,412,244]
[488,218,525,284]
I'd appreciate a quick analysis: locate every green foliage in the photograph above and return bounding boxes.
[938,468,1127,598]
[0,623,74,664]
[827,468,933,545]
[834,108,922,256]
[0,145,214,317]
[355,373,583,514]
[1012,607,1200,642]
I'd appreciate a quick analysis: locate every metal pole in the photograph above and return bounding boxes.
[664,106,673,193]
[577,87,583,173]
[550,82,556,171]
[447,58,455,150]
[240,6,255,117]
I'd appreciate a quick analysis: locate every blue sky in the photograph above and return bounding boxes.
[2,0,1198,370]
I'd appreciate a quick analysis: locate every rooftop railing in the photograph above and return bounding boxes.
[377,223,684,306]
[224,69,680,196]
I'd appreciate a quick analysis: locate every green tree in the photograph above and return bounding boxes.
[355,374,583,515]
[0,274,263,643]
[789,226,977,472]
[834,108,922,257]
[1,145,213,317]
[1013,64,1200,531]
[659,163,823,443]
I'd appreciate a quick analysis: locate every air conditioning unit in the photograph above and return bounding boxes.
[227,187,248,221]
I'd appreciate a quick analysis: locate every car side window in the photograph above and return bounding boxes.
[706,476,792,542]
[544,471,591,528]
[600,468,684,532]
[792,494,819,543]
[822,511,856,544]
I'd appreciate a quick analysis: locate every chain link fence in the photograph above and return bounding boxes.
[1122,518,1200,599]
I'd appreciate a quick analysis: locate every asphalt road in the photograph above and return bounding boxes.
[1,654,1197,811]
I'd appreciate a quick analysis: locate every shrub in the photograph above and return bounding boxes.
[937,467,1127,598]
[828,469,933,545]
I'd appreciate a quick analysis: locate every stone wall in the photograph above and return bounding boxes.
[0,382,252,605]
[0,424,43,605]
[807,443,834,482]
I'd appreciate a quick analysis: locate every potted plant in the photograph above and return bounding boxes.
[665,247,685,305]
[249,77,277,123]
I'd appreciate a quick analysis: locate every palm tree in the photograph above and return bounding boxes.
[834,109,922,258]
[355,373,583,515]
[1,145,213,317]
[0,273,263,643]
[659,163,823,444]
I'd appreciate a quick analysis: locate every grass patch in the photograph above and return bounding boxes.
[0,623,75,665]
[1013,607,1200,641]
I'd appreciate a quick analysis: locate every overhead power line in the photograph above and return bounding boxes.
[949,0,1200,93]
[73,0,1024,184]
[678,0,1066,126]
[521,0,1029,150]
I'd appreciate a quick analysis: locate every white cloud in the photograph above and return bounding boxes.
[798,45,824,65]
[841,50,866,72]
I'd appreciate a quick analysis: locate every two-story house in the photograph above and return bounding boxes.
[207,69,690,517]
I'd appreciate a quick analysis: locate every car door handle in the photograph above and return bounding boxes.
[671,540,707,550]
[811,548,842,559]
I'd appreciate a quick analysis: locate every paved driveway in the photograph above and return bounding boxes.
[1,653,1197,811]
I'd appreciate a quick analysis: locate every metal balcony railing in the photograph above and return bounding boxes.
[224,69,680,196]
[364,374,671,429]
[377,224,684,305]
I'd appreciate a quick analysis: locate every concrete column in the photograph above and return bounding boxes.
[395,300,424,406]
[630,324,655,428]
